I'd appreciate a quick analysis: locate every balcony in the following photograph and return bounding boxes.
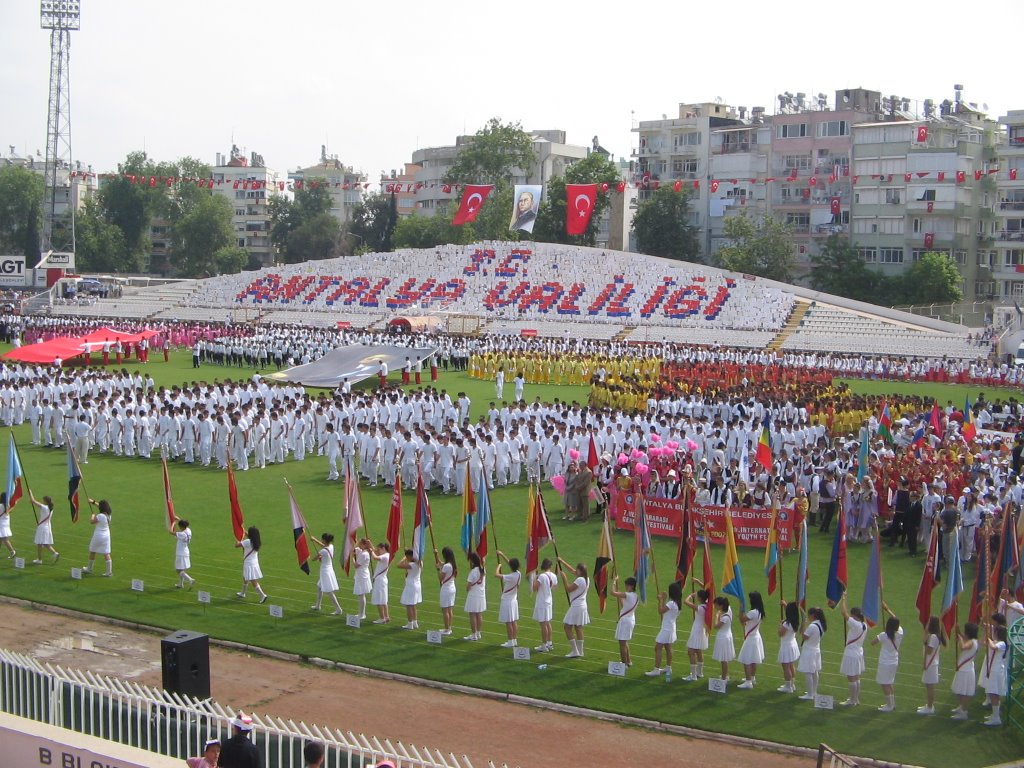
[906,199,955,212]
[670,145,699,156]
[814,224,849,235]
[997,230,1024,241]
[1000,201,1024,211]
[714,142,754,155]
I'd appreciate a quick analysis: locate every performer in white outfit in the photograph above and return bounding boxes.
[950,622,979,720]
[559,560,590,658]
[646,581,683,677]
[797,607,827,701]
[682,589,711,681]
[310,533,342,615]
[495,551,522,647]
[838,596,868,706]
[370,542,391,624]
[463,552,487,641]
[872,606,902,712]
[610,576,639,667]
[435,546,457,635]
[171,518,194,589]
[776,601,801,693]
[30,492,59,564]
[982,624,1009,726]
[711,596,736,681]
[531,559,557,652]
[351,539,373,620]
[737,591,766,689]
[917,616,946,715]
[397,549,422,629]
[0,492,15,559]
[83,499,113,577]
[235,526,268,604]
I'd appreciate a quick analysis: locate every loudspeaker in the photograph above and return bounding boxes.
[161,630,210,699]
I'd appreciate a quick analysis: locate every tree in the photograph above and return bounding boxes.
[98,151,176,267]
[283,213,341,263]
[270,184,335,259]
[531,152,621,246]
[213,245,248,275]
[0,166,44,256]
[170,193,235,277]
[445,118,536,187]
[808,234,881,301]
[630,185,700,261]
[714,215,796,282]
[392,213,473,250]
[896,251,963,304]
[349,192,398,253]
[75,198,129,273]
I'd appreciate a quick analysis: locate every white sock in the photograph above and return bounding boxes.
[577,640,584,655]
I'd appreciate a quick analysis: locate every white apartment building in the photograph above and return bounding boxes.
[212,145,281,268]
[992,110,1024,300]
[288,146,366,224]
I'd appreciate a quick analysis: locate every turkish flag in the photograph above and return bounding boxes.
[278,181,285,191]
[802,188,811,199]
[956,171,966,183]
[692,180,700,190]
[808,177,817,187]
[386,184,394,193]
[565,183,598,236]
[442,184,452,194]
[830,197,841,216]
[1012,169,1019,181]
[904,173,912,182]
[937,172,945,182]
[916,125,929,143]
[708,180,718,193]
[924,233,934,248]
[232,181,239,190]
[673,180,682,192]
[616,181,626,193]
[927,201,934,213]
[601,182,610,193]
[149,176,157,187]
[852,175,859,184]
[452,184,494,226]
[295,180,303,189]
[974,170,983,181]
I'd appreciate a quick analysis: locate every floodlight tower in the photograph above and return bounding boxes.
[39,0,80,256]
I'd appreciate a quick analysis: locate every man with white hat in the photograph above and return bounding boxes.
[219,713,260,768]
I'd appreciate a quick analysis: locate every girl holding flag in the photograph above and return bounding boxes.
[559,559,590,659]
[171,518,194,589]
[682,589,710,681]
[645,581,682,678]
[434,546,457,636]
[838,596,868,707]
[29,491,58,564]
[917,615,946,715]
[776,601,801,693]
[737,591,766,689]
[369,541,391,624]
[0,492,15,559]
[495,551,521,648]
[235,525,268,604]
[310,532,342,615]
[464,551,486,641]
[982,622,1009,726]
[83,499,113,577]
[711,595,735,681]
[950,622,979,720]
[871,604,902,712]
[397,548,422,629]
[797,607,827,701]
[351,538,373,620]
[610,575,638,667]
[531,558,557,652]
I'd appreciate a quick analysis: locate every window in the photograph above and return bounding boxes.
[913,248,949,261]
[885,189,901,205]
[783,155,812,170]
[912,218,921,234]
[672,159,698,176]
[674,132,702,147]
[858,247,877,263]
[879,247,904,264]
[1005,249,1024,267]
[977,250,994,268]
[953,250,967,265]
[777,123,808,138]
[237,238,246,248]
[917,189,936,201]
[785,213,810,232]
[817,120,849,137]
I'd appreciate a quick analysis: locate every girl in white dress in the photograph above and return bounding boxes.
[917,616,946,715]
[838,596,868,706]
[950,622,979,720]
[434,546,457,635]
[711,596,736,681]
[531,558,557,652]
[0,492,15,559]
[559,560,590,658]
[310,533,342,615]
[30,492,59,564]
[737,591,766,689]
[682,588,711,681]
[982,624,1009,726]
[495,551,521,647]
[872,606,902,712]
[370,542,391,624]
[235,526,268,603]
[463,551,486,641]
[351,538,373,619]
[776,601,801,693]
[797,607,827,701]
[646,581,682,677]
[610,576,638,667]
[84,499,113,576]
[397,549,422,629]
[171,518,194,589]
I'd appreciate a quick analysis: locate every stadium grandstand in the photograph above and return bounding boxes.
[40,242,995,362]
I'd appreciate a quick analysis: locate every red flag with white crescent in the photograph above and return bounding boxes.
[452,184,494,225]
[565,183,598,236]
[162,458,176,532]
[916,125,929,143]
[830,197,841,216]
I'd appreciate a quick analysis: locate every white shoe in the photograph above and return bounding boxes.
[235,592,246,598]
[878,704,894,712]
[644,668,663,677]
[798,693,814,701]
[402,623,414,630]
[331,609,343,615]
[311,605,321,611]
[440,629,452,636]
[916,706,934,715]
[565,650,582,658]
[500,640,514,647]
[950,709,968,720]
[841,699,858,707]
[463,634,478,641]
[737,679,753,689]
[373,618,387,624]
[683,673,698,682]
[983,717,1002,726]
[534,644,548,652]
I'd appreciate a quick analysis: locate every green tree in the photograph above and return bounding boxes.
[270,184,335,257]
[531,152,621,246]
[0,166,44,256]
[808,234,881,300]
[171,193,235,277]
[392,214,473,250]
[75,197,129,273]
[213,245,248,275]
[283,213,341,263]
[714,215,796,282]
[895,251,963,304]
[445,118,536,187]
[350,192,397,253]
[630,185,700,261]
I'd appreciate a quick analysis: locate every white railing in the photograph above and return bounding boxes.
[0,648,495,768]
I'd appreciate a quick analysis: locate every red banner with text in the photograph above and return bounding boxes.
[613,491,794,549]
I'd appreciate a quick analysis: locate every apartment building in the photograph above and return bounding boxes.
[211,145,281,269]
[378,163,422,219]
[289,147,366,224]
[991,111,1024,300]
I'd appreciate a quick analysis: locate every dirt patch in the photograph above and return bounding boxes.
[0,601,805,768]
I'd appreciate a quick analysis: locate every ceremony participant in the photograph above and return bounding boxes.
[310,532,342,615]
[171,518,195,589]
[29,491,59,564]
[82,499,113,577]
[950,622,979,720]
[0,492,15,559]
[219,713,259,768]
[645,581,682,678]
[776,601,801,693]
[838,596,868,707]
[434,546,457,636]
[351,538,373,620]
[917,615,946,715]
[495,551,521,647]
[235,526,268,604]
[610,576,638,667]
[463,551,486,641]
[559,560,590,658]
[982,623,1009,726]
[872,604,902,712]
[682,589,710,681]
[370,542,391,624]
[531,558,557,652]
[737,591,766,689]
[712,595,736,682]
[797,607,827,701]
[397,548,422,629]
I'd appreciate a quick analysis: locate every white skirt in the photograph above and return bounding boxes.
[615,615,635,641]
[89,531,111,555]
[656,626,678,645]
[439,584,456,609]
[499,597,519,623]
[465,590,486,614]
[400,580,422,606]
[318,568,339,593]
[563,602,590,627]
[34,521,53,546]
[738,633,765,665]
[875,662,898,685]
[922,665,939,686]
[712,631,735,662]
[353,571,372,596]
[532,599,553,623]
[175,554,191,570]
[777,638,800,664]
[952,666,976,697]
[687,623,708,651]
[839,648,865,677]
[984,667,1007,697]
[243,561,263,582]
[0,518,11,538]
[371,575,389,606]
[797,648,821,674]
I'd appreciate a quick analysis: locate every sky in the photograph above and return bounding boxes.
[1,0,1018,185]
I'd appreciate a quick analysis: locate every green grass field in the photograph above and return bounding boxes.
[0,351,1019,767]
[839,377,1022,407]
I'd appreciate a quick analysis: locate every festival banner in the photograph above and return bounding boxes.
[613,491,794,548]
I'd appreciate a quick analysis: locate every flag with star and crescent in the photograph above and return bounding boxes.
[452,184,494,226]
[565,183,598,236]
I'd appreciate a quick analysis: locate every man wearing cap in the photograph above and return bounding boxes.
[220,714,260,768]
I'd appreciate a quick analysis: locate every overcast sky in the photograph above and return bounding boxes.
[1,1,1018,184]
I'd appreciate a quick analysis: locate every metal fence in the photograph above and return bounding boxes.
[816,743,857,768]
[0,648,493,768]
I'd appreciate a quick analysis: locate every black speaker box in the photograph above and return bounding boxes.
[161,630,210,699]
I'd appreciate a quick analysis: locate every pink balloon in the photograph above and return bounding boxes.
[686,439,699,452]
[550,475,566,495]
[617,453,629,466]
[569,448,580,461]
[635,463,650,476]
[666,440,680,451]
[649,434,661,443]
[630,448,644,460]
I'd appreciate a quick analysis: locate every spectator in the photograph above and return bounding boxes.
[219,713,260,768]
[187,739,221,768]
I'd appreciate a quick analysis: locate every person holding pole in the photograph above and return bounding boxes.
[917,615,946,715]
[682,589,710,681]
[737,590,766,689]
[610,575,638,667]
[645,580,682,678]
[0,492,15,560]
[495,551,521,648]
[235,525,268,604]
[310,532,342,615]
[559,559,590,658]
[463,551,486,641]
[871,603,902,712]
[172,518,195,589]
[83,498,113,577]
[397,548,422,629]
[797,607,827,701]
[29,491,59,564]
[434,546,457,636]
[351,538,373,620]
[531,558,557,652]
[712,595,736,682]
[950,622,979,720]
[981,622,1009,726]
[776,600,801,693]
[838,595,868,706]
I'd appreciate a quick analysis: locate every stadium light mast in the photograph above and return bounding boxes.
[39,0,80,258]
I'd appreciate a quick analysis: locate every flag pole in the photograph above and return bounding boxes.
[775,494,785,620]
[606,507,618,579]
[65,431,97,518]
[10,431,38,524]
[544,482,572,603]
[641,491,661,597]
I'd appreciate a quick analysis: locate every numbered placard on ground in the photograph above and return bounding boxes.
[70,567,82,580]
[197,590,211,604]
[708,677,727,694]
[814,694,835,710]
[346,614,361,629]
[13,557,24,570]
[426,630,443,645]
[513,646,531,661]
[607,661,627,677]
[130,579,145,592]
[268,604,284,619]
